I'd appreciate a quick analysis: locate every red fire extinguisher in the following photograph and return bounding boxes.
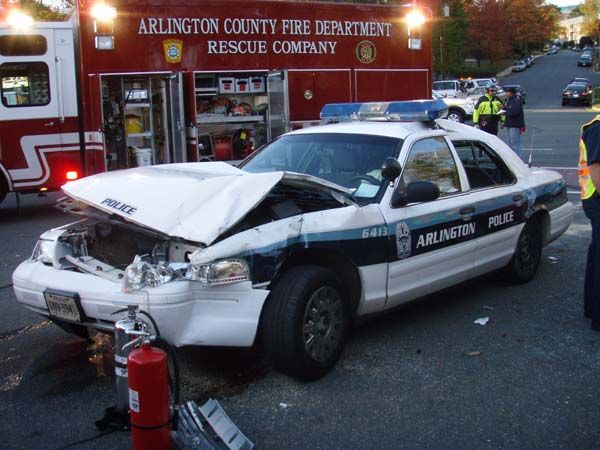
[128,341,171,450]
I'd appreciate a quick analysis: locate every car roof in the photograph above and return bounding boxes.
[572,78,589,81]
[567,83,586,89]
[285,120,431,140]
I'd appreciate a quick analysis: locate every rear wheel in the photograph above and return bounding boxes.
[262,265,350,380]
[504,219,543,283]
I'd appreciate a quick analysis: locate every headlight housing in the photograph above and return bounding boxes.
[122,257,250,292]
[187,259,250,286]
[31,240,56,264]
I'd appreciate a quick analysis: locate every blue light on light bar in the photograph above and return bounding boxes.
[320,100,449,123]
[320,103,363,121]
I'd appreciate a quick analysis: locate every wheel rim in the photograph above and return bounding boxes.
[516,231,538,274]
[303,286,344,363]
[448,112,462,122]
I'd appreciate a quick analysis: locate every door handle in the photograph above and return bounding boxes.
[459,206,476,216]
[44,122,55,127]
[513,194,525,205]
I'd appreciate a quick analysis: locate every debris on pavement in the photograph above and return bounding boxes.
[483,305,494,311]
[279,403,290,409]
[547,256,559,263]
[474,317,490,326]
[468,351,482,357]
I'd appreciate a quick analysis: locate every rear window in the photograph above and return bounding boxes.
[433,81,456,90]
[0,35,47,56]
[567,84,585,91]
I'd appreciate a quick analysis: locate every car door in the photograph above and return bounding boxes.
[381,132,476,310]
[451,139,525,276]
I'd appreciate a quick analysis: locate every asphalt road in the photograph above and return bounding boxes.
[1,50,598,450]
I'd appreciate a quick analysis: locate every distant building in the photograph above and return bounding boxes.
[559,16,585,43]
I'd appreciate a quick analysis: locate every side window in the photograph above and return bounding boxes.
[0,35,47,56]
[403,136,461,196]
[452,140,515,189]
[1,62,50,107]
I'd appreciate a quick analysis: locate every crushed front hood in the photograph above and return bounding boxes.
[62,162,351,245]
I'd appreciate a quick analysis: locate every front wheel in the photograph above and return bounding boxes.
[447,108,465,123]
[262,265,350,380]
[504,219,543,283]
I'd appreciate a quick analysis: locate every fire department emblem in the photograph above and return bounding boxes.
[163,39,183,64]
[356,40,376,64]
[396,222,411,259]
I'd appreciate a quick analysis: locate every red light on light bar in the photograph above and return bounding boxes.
[66,171,79,180]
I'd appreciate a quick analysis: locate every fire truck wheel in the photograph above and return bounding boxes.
[262,265,350,380]
[504,218,542,283]
[0,181,6,205]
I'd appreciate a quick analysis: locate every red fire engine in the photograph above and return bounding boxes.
[0,0,431,204]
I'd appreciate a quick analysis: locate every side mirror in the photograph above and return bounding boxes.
[381,157,402,181]
[392,180,440,207]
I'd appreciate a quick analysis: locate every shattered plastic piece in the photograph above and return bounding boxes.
[474,317,490,326]
[547,256,558,263]
[483,305,494,311]
[468,351,482,357]
[279,403,289,409]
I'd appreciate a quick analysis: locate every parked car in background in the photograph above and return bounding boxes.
[547,48,558,55]
[432,80,466,98]
[512,60,527,72]
[461,78,506,101]
[432,90,474,123]
[525,55,535,67]
[578,54,592,67]
[562,83,593,107]
[501,84,526,105]
[573,46,582,52]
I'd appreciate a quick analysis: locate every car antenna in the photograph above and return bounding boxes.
[527,129,536,168]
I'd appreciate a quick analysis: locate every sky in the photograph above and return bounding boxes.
[549,0,582,6]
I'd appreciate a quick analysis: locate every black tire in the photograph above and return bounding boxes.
[262,265,350,380]
[561,101,566,106]
[0,178,6,205]
[446,108,465,123]
[504,219,543,283]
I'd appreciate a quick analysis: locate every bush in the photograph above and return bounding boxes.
[594,88,600,107]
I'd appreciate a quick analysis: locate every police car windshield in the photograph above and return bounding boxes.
[240,133,402,202]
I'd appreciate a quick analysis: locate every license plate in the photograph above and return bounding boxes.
[44,290,83,323]
[573,94,579,98]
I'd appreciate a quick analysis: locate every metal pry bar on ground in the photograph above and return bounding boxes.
[172,399,254,450]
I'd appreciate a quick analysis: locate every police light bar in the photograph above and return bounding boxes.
[320,100,448,123]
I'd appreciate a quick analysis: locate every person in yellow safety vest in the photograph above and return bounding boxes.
[473,86,505,136]
[579,115,600,331]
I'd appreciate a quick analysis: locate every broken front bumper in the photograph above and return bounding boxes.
[12,260,269,347]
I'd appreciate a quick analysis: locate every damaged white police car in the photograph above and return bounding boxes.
[13,100,573,380]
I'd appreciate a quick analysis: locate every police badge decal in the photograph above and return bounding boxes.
[356,40,376,64]
[396,222,411,259]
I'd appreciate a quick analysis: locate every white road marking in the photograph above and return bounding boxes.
[541,166,577,170]
[522,148,553,151]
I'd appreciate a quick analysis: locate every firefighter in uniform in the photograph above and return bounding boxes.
[473,87,504,136]
[579,115,600,331]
